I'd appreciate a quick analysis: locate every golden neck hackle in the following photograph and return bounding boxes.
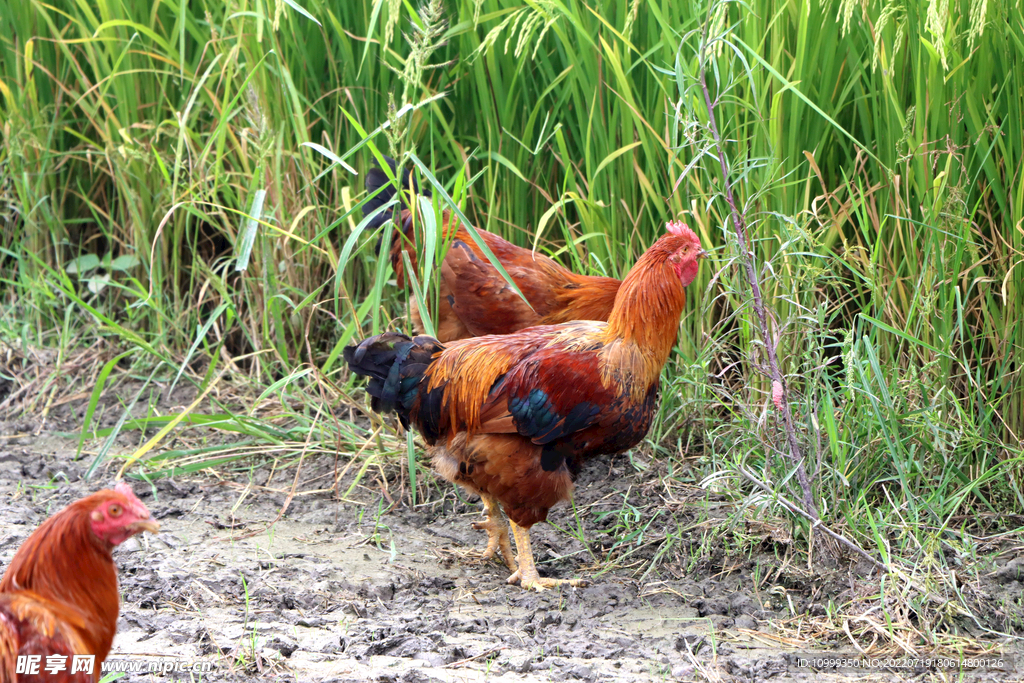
[602,238,690,385]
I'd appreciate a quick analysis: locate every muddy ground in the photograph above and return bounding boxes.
[1,392,1022,682]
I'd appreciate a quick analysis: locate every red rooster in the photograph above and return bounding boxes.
[345,221,704,590]
[364,156,622,342]
[0,483,160,682]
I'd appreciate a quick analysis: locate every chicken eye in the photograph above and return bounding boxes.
[108,504,123,517]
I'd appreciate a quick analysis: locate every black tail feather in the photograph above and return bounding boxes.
[344,332,444,437]
[363,155,432,237]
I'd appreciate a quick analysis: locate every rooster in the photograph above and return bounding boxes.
[364,156,621,341]
[0,483,160,682]
[345,221,704,590]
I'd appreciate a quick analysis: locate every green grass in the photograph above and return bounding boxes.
[1,0,1023,649]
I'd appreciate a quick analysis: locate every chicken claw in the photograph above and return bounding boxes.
[507,569,588,592]
[472,495,517,572]
[507,520,587,592]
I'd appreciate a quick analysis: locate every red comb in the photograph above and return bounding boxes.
[113,481,151,517]
[114,481,136,499]
[666,220,687,236]
[666,220,699,243]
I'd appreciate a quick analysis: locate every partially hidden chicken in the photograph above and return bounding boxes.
[364,156,621,342]
[345,221,705,590]
[0,483,160,682]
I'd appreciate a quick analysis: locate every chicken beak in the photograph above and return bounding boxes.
[131,519,161,535]
[697,248,709,260]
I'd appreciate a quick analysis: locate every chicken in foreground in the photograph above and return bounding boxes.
[345,221,704,590]
[0,483,160,682]
[364,156,621,342]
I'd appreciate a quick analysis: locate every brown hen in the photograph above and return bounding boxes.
[0,483,159,682]
[363,156,621,342]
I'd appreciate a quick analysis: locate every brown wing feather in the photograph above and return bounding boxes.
[424,322,603,435]
[390,206,623,341]
[0,592,93,683]
[422,322,618,528]
[441,241,554,336]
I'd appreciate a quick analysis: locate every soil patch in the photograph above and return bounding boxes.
[1,399,1021,682]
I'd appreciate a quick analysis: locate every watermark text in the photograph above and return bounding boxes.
[793,654,1013,673]
[16,655,213,676]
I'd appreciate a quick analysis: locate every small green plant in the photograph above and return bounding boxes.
[64,253,141,298]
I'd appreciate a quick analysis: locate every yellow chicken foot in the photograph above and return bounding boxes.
[506,519,588,591]
[471,494,517,572]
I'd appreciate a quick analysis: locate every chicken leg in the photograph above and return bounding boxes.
[506,519,587,591]
[471,494,517,572]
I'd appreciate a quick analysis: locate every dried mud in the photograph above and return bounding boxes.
[1,397,1022,682]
